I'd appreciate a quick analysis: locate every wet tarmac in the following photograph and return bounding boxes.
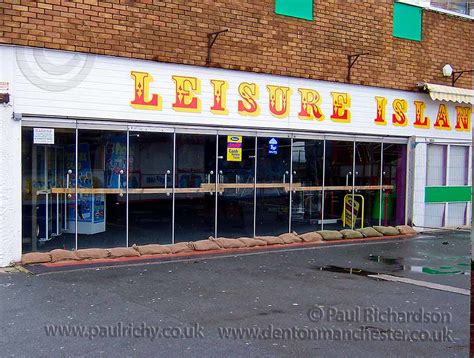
[0,230,470,357]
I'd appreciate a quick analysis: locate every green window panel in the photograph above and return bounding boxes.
[275,0,313,21]
[425,186,472,203]
[393,2,422,41]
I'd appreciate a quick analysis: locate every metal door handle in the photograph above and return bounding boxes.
[217,170,224,194]
[209,171,214,195]
[118,169,124,196]
[165,170,171,196]
[66,169,73,199]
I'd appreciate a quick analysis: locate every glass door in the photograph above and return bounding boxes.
[128,128,174,246]
[174,132,217,242]
[22,125,77,252]
[255,135,291,236]
[291,137,324,234]
[217,133,256,238]
[76,127,127,249]
[354,140,382,228]
[323,139,355,230]
[381,142,407,226]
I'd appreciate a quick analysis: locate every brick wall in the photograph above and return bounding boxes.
[0,0,473,91]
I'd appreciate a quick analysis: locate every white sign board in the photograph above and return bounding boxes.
[0,82,8,92]
[33,128,54,144]
[7,46,472,141]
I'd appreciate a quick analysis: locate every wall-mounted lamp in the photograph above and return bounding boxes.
[442,64,474,87]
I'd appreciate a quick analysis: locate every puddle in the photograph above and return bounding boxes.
[313,265,378,277]
[367,254,469,275]
[368,254,402,265]
[314,262,469,277]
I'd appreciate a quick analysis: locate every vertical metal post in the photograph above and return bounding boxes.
[253,135,257,238]
[32,143,38,252]
[321,139,326,231]
[351,140,356,230]
[126,128,129,247]
[444,144,450,228]
[379,142,384,226]
[44,146,49,242]
[74,125,78,250]
[172,131,176,244]
[214,133,218,238]
[288,136,293,233]
[466,145,472,226]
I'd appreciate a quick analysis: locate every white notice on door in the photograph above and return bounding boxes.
[33,128,55,145]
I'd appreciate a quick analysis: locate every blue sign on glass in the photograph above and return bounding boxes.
[268,137,278,155]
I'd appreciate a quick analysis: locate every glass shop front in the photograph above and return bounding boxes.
[21,122,407,252]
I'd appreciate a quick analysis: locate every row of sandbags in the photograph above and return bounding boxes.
[21,225,416,265]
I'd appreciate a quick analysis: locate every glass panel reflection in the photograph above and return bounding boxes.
[323,140,354,230]
[217,135,255,238]
[291,139,324,234]
[128,131,173,246]
[174,134,216,242]
[255,136,291,236]
[76,129,127,249]
[22,127,77,252]
[354,141,382,228]
[382,143,407,226]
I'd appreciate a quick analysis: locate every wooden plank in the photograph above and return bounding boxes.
[294,185,394,192]
[51,184,394,195]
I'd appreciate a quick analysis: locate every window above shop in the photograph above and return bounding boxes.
[275,0,313,20]
[397,0,474,18]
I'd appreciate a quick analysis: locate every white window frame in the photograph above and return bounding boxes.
[397,0,474,19]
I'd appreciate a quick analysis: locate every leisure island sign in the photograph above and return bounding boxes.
[130,71,471,133]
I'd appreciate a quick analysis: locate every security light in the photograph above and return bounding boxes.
[442,64,453,77]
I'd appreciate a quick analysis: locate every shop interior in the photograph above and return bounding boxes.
[21,126,407,252]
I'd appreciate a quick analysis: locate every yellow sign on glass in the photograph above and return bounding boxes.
[226,135,242,162]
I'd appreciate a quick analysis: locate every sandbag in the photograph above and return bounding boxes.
[190,239,221,251]
[50,249,80,263]
[317,230,343,241]
[396,225,417,235]
[299,231,323,242]
[238,237,267,247]
[279,233,302,243]
[255,236,284,245]
[134,244,171,255]
[21,252,52,265]
[356,227,383,238]
[210,237,246,249]
[340,229,364,239]
[106,247,141,258]
[373,226,400,236]
[75,248,109,260]
[169,242,195,254]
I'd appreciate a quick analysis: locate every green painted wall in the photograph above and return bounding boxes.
[425,186,472,203]
[275,0,313,21]
[393,2,422,41]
